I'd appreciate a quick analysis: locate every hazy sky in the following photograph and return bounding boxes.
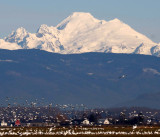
[0,0,160,43]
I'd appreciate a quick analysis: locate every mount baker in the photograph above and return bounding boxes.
[0,12,160,56]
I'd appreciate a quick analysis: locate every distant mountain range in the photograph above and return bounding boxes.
[0,12,160,56]
[0,49,160,108]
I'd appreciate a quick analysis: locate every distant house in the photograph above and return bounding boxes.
[1,120,7,127]
[82,119,90,125]
[98,118,110,125]
[104,119,110,125]
[15,120,21,126]
[147,120,151,125]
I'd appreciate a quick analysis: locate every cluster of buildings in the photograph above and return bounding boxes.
[0,105,160,127]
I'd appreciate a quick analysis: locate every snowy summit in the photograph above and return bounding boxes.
[0,12,160,56]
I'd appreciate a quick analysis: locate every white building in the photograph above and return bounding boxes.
[1,120,7,126]
[82,119,90,125]
[98,118,110,125]
[104,119,110,125]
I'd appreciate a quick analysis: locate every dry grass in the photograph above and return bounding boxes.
[2,135,160,137]
[0,126,160,136]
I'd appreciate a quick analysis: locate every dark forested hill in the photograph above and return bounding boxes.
[0,49,160,108]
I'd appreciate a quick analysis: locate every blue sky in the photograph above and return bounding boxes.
[0,0,160,43]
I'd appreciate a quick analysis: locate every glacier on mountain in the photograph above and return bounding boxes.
[0,12,160,56]
[0,39,21,50]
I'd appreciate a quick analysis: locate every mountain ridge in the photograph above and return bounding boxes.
[0,49,160,108]
[0,12,160,56]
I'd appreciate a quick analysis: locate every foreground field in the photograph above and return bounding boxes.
[1,134,160,136]
[1,126,160,136]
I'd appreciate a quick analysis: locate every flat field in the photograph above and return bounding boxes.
[1,126,160,136]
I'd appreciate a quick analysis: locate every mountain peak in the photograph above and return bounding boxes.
[10,27,28,38]
[37,24,49,33]
[70,12,93,18]
[110,18,122,23]
[37,24,58,38]
[38,24,49,29]
[16,27,28,34]
[5,27,28,44]
[1,12,159,56]
[107,18,123,25]
[57,12,99,30]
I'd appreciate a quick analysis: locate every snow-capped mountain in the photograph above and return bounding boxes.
[0,39,21,50]
[1,12,160,56]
